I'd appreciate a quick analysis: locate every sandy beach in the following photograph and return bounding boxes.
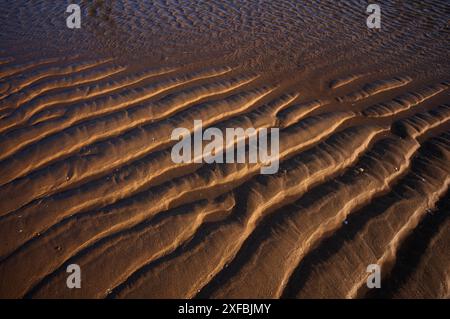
[0,0,449,299]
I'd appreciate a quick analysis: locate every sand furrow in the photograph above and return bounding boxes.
[25,67,233,128]
[0,83,11,100]
[206,106,450,298]
[0,89,288,255]
[0,86,274,214]
[28,194,236,298]
[0,68,236,186]
[0,75,257,163]
[0,58,115,98]
[111,125,386,298]
[0,93,311,260]
[365,187,450,299]
[362,83,449,117]
[348,178,450,299]
[0,111,352,297]
[0,56,78,80]
[286,132,450,299]
[394,104,450,139]
[205,135,418,298]
[277,100,329,127]
[329,74,366,90]
[337,76,413,103]
[0,66,181,133]
[0,57,14,67]
[0,93,298,244]
[0,63,126,115]
[391,207,450,299]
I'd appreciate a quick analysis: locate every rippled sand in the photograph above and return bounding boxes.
[0,0,449,299]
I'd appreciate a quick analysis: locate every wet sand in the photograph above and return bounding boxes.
[0,0,449,298]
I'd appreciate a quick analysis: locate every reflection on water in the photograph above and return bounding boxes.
[0,0,448,76]
[83,0,113,22]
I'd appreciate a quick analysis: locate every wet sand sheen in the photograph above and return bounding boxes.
[0,0,449,298]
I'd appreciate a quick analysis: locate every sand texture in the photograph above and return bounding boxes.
[0,0,449,298]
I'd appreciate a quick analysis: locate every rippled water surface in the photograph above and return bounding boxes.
[1,0,449,74]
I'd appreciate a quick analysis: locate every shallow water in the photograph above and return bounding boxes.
[1,0,449,75]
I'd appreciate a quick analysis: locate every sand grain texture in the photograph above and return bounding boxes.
[0,0,449,299]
